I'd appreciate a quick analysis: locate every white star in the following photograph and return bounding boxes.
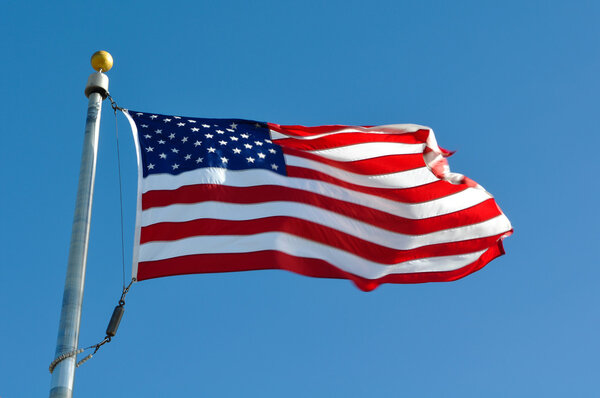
[230,136,239,141]
[172,163,179,169]
[171,148,179,153]
[230,123,238,129]
[205,133,214,138]
[233,148,241,154]
[271,164,279,170]
[169,133,176,139]
[141,124,149,128]
[257,152,266,159]
[173,116,181,119]
[254,141,263,146]
[191,127,200,132]
[182,137,188,143]
[255,123,261,128]
[188,120,196,123]
[163,118,171,122]
[265,139,272,143]
[241,133,249,139]
[216,130,225,134]
[244,143,253,149]
[221,157,229,164]
[202,124,210,128]
[184,154,192,160]
[144,134,152,139]
[159,153,167,159]
[196,157,203,163]
[136,112,144,116]
[158,140,166,144]
[150,115,158,119]
[194,140,202,147]
[246,157,255,163]
[226,128,234,133]
[219,140,228,145]
[147,163,155,170]
[268,148,276,154]
[207,147,216,153]
[146,147,154,152]
[177,122,185,127]
[155,129,162,134]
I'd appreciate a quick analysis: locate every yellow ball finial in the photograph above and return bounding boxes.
[91,50,113,72]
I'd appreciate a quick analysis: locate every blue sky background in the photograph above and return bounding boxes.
[1,1,598,397]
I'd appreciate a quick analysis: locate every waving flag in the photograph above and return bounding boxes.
[124,110,512,291]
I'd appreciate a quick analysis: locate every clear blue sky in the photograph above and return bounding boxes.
[1,1,598,397]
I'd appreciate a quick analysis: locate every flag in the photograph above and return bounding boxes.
[124,110,512,291]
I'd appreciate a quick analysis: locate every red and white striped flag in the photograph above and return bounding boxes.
[125,110,512,291]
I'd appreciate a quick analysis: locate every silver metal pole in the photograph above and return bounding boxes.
[49,52,112,398]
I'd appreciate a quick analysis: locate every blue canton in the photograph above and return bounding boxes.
[129,111,287,178]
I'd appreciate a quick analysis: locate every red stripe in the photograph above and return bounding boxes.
[273,130,430,150]
[269,123,455,157]
[268,123,431,138]
[282,147,426,174]
[140,216,506,264]
[142,185,501,235]
[268,123,374,136]
[136,237,509,291]
[286,165,466,202]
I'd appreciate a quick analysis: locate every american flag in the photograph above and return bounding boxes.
[124,110,512,291]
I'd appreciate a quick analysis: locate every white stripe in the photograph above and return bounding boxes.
[306,142,424,162]
[138,232,488,279]
[269,124,429,141]
[123,109,144,281]
[286,154,438,188]
[141,200,511,250]
[141,167,493,220]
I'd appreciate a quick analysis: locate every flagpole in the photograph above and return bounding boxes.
[49,51,113,398]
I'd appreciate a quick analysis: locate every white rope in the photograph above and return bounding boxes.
[48,348,85,373]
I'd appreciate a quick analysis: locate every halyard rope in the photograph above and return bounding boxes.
[108,93,127,289]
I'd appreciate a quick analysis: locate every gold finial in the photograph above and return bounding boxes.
[90,50,113,72]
